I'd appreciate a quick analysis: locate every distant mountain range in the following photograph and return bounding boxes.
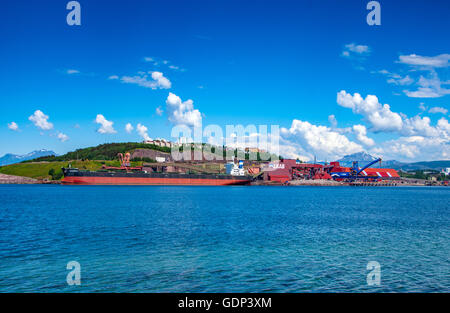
[0,149,56,166]
[336,152,450,171]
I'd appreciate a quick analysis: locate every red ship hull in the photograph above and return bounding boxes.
[61,175,251,186]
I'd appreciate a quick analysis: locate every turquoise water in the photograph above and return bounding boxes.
[0,185,448,292]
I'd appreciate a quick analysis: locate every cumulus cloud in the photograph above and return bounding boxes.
[136,123,151,141]
[57,132,69,142]
[8,122,19,131]
[120,71,171,89]
[108,75,119,80]
[95,114,116,134]
[380,135,449,161]
[335,90,450,161]
[280,119,363,161]
[352,124,375,146]
[337,90,403,132]
[29,110,54,130]
[397,54,450,68]
[438,117,450,134]
[402,115,441,137]
[155,106,163,116]
[428,106,448,114]
[125,123,134,134]
[165,92,202,127]
[337,90,450,142]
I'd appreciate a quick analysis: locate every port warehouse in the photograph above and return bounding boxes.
[259,159,400,183]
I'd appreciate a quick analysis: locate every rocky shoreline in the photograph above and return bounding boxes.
[0,174,60,184]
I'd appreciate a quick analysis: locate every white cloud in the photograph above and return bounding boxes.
[380,135,449,161]
[337,90,403,132]
[95,114,116,134]
[387,75,414,86]
[374,70,414,86]
[403,72,450,98]
[375,54,450,100]
[328,115,337,128]
[335,90,450,161]
[337,90,450,142]
[57,132,69,142]
[29,110,54,130]
[404,88,441,98]
[144,57,154,62]
[125,123,134,134]
[108,75,119,80]
[165,92,202,127]
[120,71,171,89]
[402,115,440,137]
[136,123,151,141]
[342,43,370,56]
[155,106,163,116]
[280,119,363,161]
[397,54,450,68]
[352,124,375,146]
[437,117,450,135]
[428,106,448,114]
[67,69,80,74]
[8,122,19,131]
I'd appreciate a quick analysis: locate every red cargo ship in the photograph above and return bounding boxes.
[61,168,252,186]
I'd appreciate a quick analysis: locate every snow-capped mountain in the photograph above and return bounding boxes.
[0,149,56,166]
[336,152,379,167]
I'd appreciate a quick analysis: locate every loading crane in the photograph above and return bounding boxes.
[348,158,382,181]
[102,153,143,171]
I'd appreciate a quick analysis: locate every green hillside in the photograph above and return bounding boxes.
[24,142,280,163]
[25,142,171,162]
[0,160,142,180]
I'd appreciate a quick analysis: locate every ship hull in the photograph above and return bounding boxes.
[61,169,251,186]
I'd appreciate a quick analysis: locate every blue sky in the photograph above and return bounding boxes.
[1,0,449,161]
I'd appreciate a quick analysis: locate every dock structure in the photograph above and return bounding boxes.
[261,159,401,184]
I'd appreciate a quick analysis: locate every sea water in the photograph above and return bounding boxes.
[0,185,448,292]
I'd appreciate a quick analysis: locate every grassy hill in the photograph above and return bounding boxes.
[26,142,171,162]
[26,142,279,163]
[0,160,144,180]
